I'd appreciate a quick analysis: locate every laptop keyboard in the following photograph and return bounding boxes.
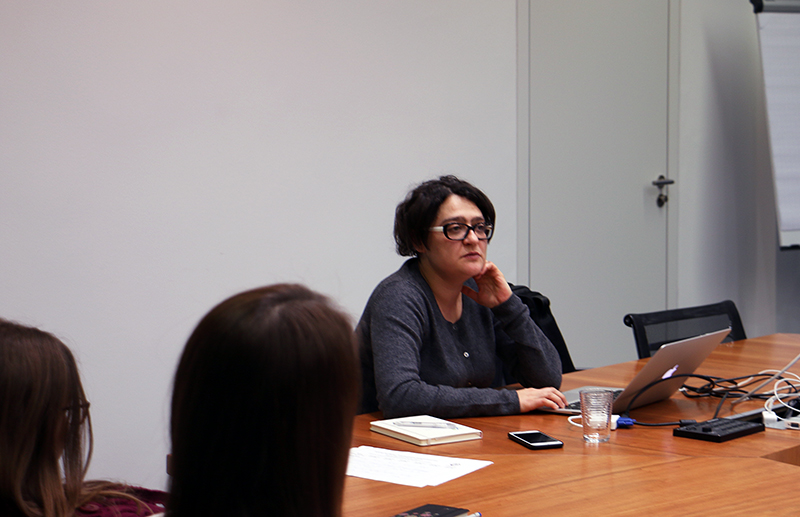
[566,389,623,411]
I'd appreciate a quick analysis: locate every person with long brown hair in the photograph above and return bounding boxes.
[0,318,166,517]
[167,284,360,517]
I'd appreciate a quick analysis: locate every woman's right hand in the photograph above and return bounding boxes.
[517,387,567,413]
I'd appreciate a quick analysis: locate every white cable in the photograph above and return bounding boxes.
[769,378,800,417]
[734,352,800,405]
[568,414,620,430]
[734,369,800,391]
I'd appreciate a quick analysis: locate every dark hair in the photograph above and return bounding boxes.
[394,175,496,256]
[168,284,360,517]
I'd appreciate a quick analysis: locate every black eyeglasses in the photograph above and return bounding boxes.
[63,402,90,422]
[429,222,493,241]
[63,402,90,412]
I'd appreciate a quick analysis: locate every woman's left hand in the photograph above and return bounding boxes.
[461,261,513,308]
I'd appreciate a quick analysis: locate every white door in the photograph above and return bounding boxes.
[519,1,672,367]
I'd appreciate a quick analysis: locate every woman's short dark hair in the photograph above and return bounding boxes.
[394,175,496,256]
[168,284,360,517]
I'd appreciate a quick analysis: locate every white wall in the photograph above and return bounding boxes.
[0,1,517,489]
[675,0,778,338]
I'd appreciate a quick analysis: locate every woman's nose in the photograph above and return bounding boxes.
[463,227,480,243]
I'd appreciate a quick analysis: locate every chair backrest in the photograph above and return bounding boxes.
[510,284,577,373]
[623,300,746,359]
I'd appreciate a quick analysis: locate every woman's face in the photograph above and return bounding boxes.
[418,194,488,283]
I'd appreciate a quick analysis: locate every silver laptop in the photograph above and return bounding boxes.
[543,328,731,415]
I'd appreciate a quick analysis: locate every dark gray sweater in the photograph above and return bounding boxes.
[358,259,562,418]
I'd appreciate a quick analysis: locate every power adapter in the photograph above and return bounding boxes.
[762,410,784,429]
[763,410,800,430]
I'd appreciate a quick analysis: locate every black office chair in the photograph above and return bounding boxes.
[623,300,746,359]
[510,284,577,373]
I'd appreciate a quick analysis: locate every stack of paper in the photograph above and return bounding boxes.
[346,446,492,487]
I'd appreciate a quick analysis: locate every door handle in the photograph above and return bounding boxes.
[652,175,674,207]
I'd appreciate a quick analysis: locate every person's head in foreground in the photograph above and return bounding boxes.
[168,284,360,517]
[0,318,164,517]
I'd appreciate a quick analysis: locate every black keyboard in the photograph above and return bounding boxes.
[673,418,765,442]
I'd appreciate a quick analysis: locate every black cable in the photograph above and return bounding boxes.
[620,373,706,427]
[622,373,711,416]
[712,391,729,419]
[620,372,796,427]
[631,419,684,427]
[681,372,785,400]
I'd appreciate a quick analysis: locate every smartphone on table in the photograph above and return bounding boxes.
[508,430,563,450]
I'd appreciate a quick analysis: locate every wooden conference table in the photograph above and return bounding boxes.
[343,334,800,516]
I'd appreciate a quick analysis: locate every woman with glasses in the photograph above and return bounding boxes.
[0,319,166,517]
[358,175,566,418]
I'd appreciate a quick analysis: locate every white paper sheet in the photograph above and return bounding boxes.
[345,445,493,487]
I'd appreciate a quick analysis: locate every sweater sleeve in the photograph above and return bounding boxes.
[367,282,521,419]
[491,294,563,389]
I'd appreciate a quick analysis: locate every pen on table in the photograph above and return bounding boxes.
[393,421,458,429]
[464,512,481,517]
